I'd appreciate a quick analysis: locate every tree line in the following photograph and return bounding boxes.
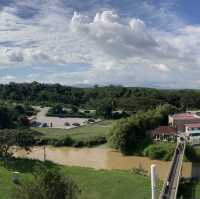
[1,82,200,112]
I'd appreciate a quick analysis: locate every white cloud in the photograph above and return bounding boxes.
[69,10,200,87]
[154,64,170,72]
[6,49,24,62]
[0,1,200,88]
[0,75,15,83]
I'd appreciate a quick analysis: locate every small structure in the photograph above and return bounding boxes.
[185,123,200,145]
[12,171,20,184]
[151,126,177,142]
[169,112,200,132]
[151,164,157,199]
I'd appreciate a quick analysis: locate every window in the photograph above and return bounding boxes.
[189,133,200,137]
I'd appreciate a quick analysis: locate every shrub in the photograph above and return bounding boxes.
[38,136,106,147]
[13,165,81,199]
[143,143,175,161]
[54,137,74,147]
[185,145,200,162]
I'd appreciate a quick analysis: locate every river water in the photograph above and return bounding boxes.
[14,146,199,181]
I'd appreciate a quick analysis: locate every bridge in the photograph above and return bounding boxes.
[159,138,186,199]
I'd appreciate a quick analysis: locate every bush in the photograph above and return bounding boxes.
[38,136,106,147]
[185,145,200,162]
[143,143,175,161]
[54,137,74,147]
[13,164,81,199]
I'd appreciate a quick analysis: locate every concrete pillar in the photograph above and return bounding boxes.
[151,164,157,199]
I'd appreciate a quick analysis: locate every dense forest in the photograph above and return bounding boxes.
[1,82,200,111]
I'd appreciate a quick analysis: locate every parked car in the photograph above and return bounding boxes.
[72,123,80,127]
[88,118,95,123]
[31,121,41,127]
[64,122,70,126]
[41,122,48,127]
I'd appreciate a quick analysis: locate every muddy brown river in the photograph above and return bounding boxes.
[14,146,200,181]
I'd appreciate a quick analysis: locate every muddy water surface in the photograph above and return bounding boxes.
[15,146,196,181]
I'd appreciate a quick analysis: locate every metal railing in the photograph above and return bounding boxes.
[159,139,186,199]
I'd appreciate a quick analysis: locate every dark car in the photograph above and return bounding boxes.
[88,118,95,123]
[42,123,48,127]
[72,123,80,127]
[64,122,70,126]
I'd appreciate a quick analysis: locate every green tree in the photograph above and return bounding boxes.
[71,105,79,113]
[108,104,177,155]
[96,101,113,119]
[0,129,35,157]
[13,166,81,199]
[49,104,64,115]
[0,106,13,129]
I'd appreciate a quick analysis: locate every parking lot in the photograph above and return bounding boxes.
[32,107,90,129]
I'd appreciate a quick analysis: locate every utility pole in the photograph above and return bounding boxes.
[151,164,157,199]
[43,145,46,162]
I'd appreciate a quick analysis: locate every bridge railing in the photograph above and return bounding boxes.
[159,139,186,199]
[172,141,186,199]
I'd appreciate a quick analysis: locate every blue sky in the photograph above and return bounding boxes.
[1,0,200,88]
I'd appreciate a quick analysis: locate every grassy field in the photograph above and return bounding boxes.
[0,158,160,199]
[32,120,115,141]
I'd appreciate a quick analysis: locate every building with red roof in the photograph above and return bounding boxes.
[151,126,177,142]
[168,112,200,132]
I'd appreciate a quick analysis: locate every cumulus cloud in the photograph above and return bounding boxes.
[71,11,157,59]
[153,64,170,72]
[0,0,200,88]
[70,10,200,82]
[6,50,24,62]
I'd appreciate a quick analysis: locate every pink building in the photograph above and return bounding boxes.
[168,112,200,132]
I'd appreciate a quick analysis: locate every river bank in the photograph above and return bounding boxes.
[14,145,200,181]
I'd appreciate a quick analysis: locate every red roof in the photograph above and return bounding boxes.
[152,126,177,135]
[184,123,200,128]
[172,113,195,120]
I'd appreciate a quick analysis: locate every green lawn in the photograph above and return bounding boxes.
[0,158,160,199]
[0,163,32,199]
[32,120,115,141]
